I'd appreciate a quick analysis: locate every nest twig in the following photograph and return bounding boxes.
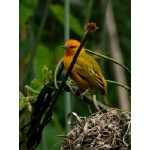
[61,108,131,150]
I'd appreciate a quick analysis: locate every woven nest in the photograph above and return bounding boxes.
[61,108,131,150]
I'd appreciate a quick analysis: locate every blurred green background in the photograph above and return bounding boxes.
[19,0,130,149]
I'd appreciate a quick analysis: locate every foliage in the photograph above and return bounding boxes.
[49,4,83,36]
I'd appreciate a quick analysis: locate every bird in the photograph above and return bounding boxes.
[62,39,109,106]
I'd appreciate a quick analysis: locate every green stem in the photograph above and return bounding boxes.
[25,85,40,94]
[106,80,131,91]
[84,0,94,24]
[54,58,63,89]
[85,49,131,74]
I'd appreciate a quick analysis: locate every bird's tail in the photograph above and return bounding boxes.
[103,95,110,107]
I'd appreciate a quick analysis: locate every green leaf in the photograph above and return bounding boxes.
[19,92,26,111]
[34,44,51,81]
[19,4,32,29]
[19,0,38,29]
[29,78,43,92]
[42,65,53,85]
[19,79,43,111]
[49,4,83,36]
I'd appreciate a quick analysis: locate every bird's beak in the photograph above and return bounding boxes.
[61,45,69,50]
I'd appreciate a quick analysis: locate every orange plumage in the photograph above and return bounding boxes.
[62,39,109,106]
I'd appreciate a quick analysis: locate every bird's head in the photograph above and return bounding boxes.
[62,39,85,56]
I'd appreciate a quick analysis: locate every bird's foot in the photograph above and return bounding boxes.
[80,88,90,99]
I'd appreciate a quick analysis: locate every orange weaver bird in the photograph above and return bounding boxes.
[62,39,109,106]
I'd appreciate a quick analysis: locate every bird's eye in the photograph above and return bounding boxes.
[70,46,76,49]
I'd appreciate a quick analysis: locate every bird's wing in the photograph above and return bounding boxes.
[74,53,105,95]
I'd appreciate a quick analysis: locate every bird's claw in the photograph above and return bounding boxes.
[79,89,90,99]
